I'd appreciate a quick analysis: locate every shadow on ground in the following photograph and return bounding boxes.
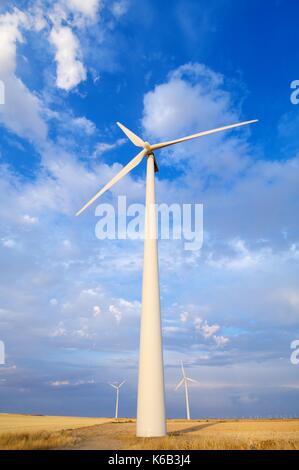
[170,422,219,436]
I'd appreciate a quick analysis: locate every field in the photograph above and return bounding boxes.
[0,414,110,450]
[0,414,299,450]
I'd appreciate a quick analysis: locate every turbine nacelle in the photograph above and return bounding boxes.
[144,141,152,153]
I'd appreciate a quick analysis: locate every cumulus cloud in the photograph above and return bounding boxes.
[193,316,228,347]
[49,25,87,91]
[0,9,26,74]
[213,335,229,347]
[72,116,96,135]
[93,305,101,317]
[0,8,48,145]
[67,0,101,19]
[142,63,236,141]
[109,304,122,323]
[47,0,103,90]
[201,320,220,338]
[180,311,189,323]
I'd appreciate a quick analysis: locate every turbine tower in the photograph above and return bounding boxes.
[76,118,258,437]
[109,380,126,419]
[175,361,198,420]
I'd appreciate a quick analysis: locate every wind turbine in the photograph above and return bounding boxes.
[175,361,198,420]
[109,380,126,419]
[76,118,258,437]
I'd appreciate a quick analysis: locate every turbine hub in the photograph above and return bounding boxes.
[144,141,151,151]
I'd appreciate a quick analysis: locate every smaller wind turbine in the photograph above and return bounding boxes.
[109,380,126,419]
[175,361,198,420]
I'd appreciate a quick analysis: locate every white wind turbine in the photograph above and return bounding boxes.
[76,118,258,437]
[175,361,198,420]
[109,380,126,419]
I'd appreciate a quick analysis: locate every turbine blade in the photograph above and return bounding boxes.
[76,149,146,216]
[119,380,126,388]
[150,120,258,151]
[117,122,146,148]
[109,383,118,389]
[187,378,198,384]
[181,361,186,378]
[175,378,184,391]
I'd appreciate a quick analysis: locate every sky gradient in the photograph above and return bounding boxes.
[0,0,299,419]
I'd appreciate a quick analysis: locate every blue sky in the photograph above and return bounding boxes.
[0,0,299,419]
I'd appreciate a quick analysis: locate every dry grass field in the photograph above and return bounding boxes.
[0,414,110,450]
[0,414,299,450]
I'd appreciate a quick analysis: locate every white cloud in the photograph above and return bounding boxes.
[27,3,47,32]
[201,320,220,338]
[0,9,47,145]
[93,305,101,317]
[142,63,235,142]
[141,62,254,193]
[93,138,126,157]
[22,214,39,225]
[0,9,27,74]
[46,0,104,90]
[67,0,101,19]
[206,238,271,271]
[192,315,228,347]
[50,378,95,387]
[109,304,122,323]
[111,0,130,18]
[50,25,87,91]
[213,335,229,347]
[50,380,70,387]
[51,322,67,337]
[72,116,96,135]
[1,238,16,248]
[81,288,98,296]
[180,311,189,323]
[194,317,202,329]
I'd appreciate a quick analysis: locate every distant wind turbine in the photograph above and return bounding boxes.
[76,118,258,436]
[175,361,198,420]
[109,380,126,419]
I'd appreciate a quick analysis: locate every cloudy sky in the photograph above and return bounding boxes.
[0,0,298,419]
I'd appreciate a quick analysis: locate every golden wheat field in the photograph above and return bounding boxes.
[0,414,110,450]
[0,414,299,450]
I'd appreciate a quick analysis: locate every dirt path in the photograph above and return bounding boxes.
[73,434,121,450]
[64,421,134,450]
